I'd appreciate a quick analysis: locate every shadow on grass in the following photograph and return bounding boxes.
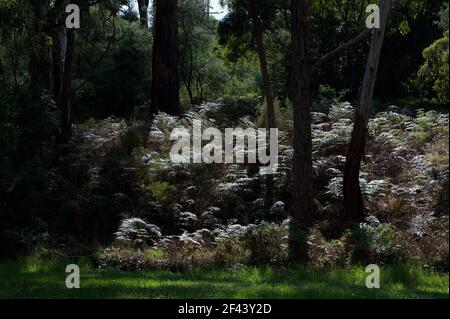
[0,259,448,299]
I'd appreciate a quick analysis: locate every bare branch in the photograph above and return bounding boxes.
[312,28,372,74]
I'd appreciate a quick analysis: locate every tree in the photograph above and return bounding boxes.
[55,0,119,142]
[248,0,276,128]
[151,0,181,115]
[137,0,149,27]
[417,2,449,104]
[29,0,51,92]
[219,0,278,126]
[50,0,73,142]
[290,0,379,263]
[58,28,75,143]
[289,0,314,263]
[178,0,211,105]
[343,0,392,221]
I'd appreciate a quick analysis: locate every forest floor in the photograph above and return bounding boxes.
[0,257,448,299]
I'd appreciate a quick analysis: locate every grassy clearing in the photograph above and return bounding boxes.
[0,257,448,299]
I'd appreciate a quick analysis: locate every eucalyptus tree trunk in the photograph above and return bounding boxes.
[151,0,181,115]
[137,0,150,27]
[59,28,75,143]
[343,0,392,220]
[52,0,67,106]
[290,0,314,263]
[248,0,276,129]
[52,0,76,143]
[29,0,51,92]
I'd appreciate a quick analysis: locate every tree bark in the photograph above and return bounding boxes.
[52,22,67,106]
[29,0,51,92]
[58,28,75,143]
[343,0,392,221]
[137,0,150,27]
[249,0,276,129]
[151,0,181,116]
[289,0,314,263]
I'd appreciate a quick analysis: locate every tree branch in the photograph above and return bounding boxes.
[312,28,372,74]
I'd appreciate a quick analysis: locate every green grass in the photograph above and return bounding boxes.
[0,257,448,299]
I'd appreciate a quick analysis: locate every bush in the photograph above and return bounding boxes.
[351,216,400,264]
[418,35,449,104]
[147,182,177,206]
[245,222,287,265]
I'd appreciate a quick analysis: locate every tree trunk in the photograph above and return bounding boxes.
[29,0,51,92]
[289,0,314,263]
[249,0,276,129]
[52,25,67,106]
[343,0,392,221]
[0,56,4,86]
[151,0,180,116]
[11,31,18,87]
[59,28,75,143]
[137,0,150,27]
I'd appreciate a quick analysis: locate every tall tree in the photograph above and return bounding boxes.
[52,0,79,143]
[248,0,276,128]
[137,0,150,27]
[290,0,313,263]
[51,0,67,115]
[343,0,392,220]
[289,0,376,263]
[29,0,51,92]
[58,28,75,143]
[151,0,181,115]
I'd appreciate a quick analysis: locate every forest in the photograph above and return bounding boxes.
[0,0,448,299]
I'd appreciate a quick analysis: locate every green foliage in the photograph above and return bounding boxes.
[351,217,399,264]
[418,32,449,104]
[178,0,228,105]
[436,2,449,31]
[74,9,153,119]
[245,222,287,264]
[148,182,177,205]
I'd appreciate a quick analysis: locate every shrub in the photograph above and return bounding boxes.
[351,216,400,264]
[147,182,177,206]
[245,222,287,265]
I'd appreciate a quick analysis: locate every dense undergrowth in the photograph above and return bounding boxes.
[1,96,448,274]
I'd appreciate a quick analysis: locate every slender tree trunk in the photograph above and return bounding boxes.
[151,0,180,115]
[29,0,51,92]
[52,24,67,106]
[0,57,4,86]
[59,28,75,143]
[51,0,65,100]
[185,81,194,105]
[137,0,150,27]
[11,31,18,87]
[289,0,314,263]
[343,0,392,221]
[249,0,276,129]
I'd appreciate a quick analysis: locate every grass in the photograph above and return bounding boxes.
[0,256,448,299]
